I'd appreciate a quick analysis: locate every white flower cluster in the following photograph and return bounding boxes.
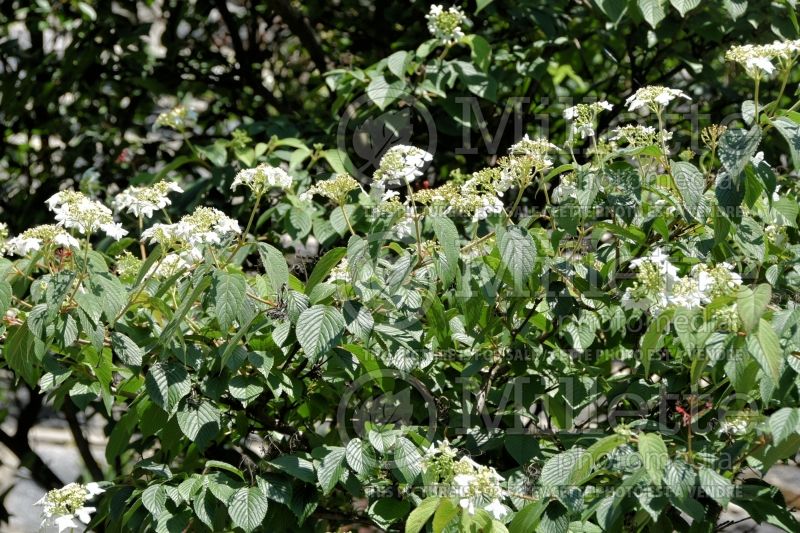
[426,5,470,45]
[424,440,508,520]
[232,164,293,196]
[6,224,81,256]
[327,258,350,282]
[563,101,613,138]
[299,174,361,205]
[373,145,433,187]
[115,180,183,219]
[155,104,192,130]
[625,86,690,113]
[726,40,800,78]
[142,206,241,261]
[611,124,661,148]
[622,249,743,321]
[35,482,105,533]
[47,190,128,240]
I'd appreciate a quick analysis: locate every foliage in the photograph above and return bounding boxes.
[2,1,800,532]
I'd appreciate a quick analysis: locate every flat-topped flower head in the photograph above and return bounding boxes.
[115,180,183,219]
[611,124,660,148]
[299,174,360,205]
[36,482,105,533]
[232,164,293,195]
[625,86,690,112]
[142,206,240,257]
[373,145,432,186]
[563,101,613,138]
[6,225,80,256]
[47,190,127,240]
[155,105,192,130]
[426,5,470,45]
[725,40,800,78]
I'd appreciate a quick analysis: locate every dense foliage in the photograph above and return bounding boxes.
[2,1,800,532]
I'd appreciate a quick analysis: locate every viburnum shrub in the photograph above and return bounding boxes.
[4,10,800,533]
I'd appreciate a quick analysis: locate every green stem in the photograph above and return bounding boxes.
[340,204,356,236]
[226,193,262,264]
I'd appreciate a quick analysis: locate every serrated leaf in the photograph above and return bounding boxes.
[638,433,669,485]
[111,332,142,368]
[257,243,289,297]
[296,305,345,361]
[671,161,708,221]
[176,400,220,448]
[212,270,247,331]
[748,319,782,383]
[228,375,265,406]
[145,362,191,414]
[670,0,700,16]
[639,0,667,27]
[773,116,800,169]
[317,447,346,494]
[498,225,536,289]
[228,487,268,533]
[737,284,771,333]
[719,127,761,179]
[769,407,799,445]
[405,497,440,533]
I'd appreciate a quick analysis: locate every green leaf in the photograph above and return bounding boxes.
[405,497,440,533]
[498,225,536,289]
[228,375,265,407]
[467,35,492,71]
[212,270,247,331]
[594,0,628,23]
[638,433,669,485]
[748,319,782,383]
[142,484,168,518]
[5,325,41,386]
[671,161,708,221]
[228,487,268,533]
[387,51,409,79]
[508,501,545,533]
[773,116,800,169]
[475,0,494,13]
[539,447,592,492]
[257,243,289,296]
[367,75,403,110]
[305,247,347,295]
[737,284,771,333]
[669,0,700,15]
[176,400,220,448]
[638,0,667,28]
[453,61,497,101]
[345,438,376,475]
[0,280,11,316]
[145,362,191,414]
[723,0,748,20]
[268,455,316,483]
[698,468,733,506]
[317,447,346,494]
[719,127,761,179]
[433,498,459,532]
[431,216,460,286]
[664,460,696,500]
[296,305,345,361]
[89,272,127,325]
[770,408,800,449]
[111,332,143,368]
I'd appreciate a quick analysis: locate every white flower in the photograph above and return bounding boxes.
[472,195,504,222]
[426,5,470,45]
[373,145,433,186]
[327,258,350,282]
[625,86,690,112]
[485,499,508,520]
[7,225,81,256]
[563,101,613,139]
[36,482,104,533]
[232,164,293,195]
[381,190,400,202]
[47,190,127,240]
[115,181,183,219]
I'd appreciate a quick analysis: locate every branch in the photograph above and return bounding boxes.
[269,0,330,71]
[63,401,104,482]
